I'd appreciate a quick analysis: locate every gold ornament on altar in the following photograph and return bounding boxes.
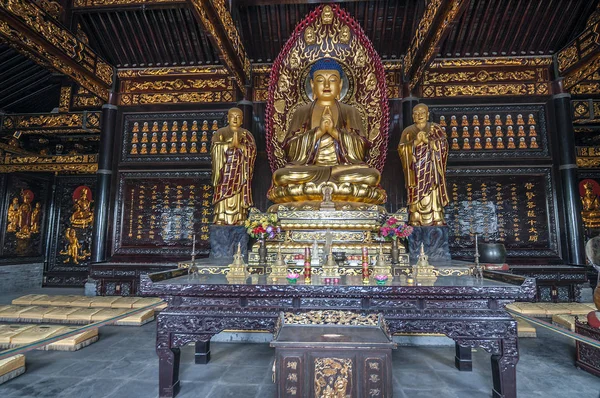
[70,187,93,229]
[398,104,449,226]
[226,243,249,282]
[6,190,40,240]
[59,227,90,264]
[270,245,289,279]
[413,243,437,283]
[266,5,389,206]
[211,107,256,225]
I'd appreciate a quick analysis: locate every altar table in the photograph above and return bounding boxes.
[140,269,536,398]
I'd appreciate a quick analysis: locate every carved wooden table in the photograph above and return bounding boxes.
[140,269,535,398]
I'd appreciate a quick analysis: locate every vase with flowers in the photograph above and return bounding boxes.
[245,213,280,266]
[379,216,413,265]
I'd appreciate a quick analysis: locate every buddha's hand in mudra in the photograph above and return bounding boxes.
[229,130,240,149]
[317,106,338,140]
[416,130,429,145]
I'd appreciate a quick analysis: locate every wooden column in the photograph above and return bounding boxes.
[91,91,118,263]
[551,78,585,264]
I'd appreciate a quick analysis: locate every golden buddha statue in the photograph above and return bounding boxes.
[581,182,600,228]
[7,197,19,233]
[70,188,94,228]
[398,104,449,226]
[60,228,90,264]
[268,59,384,205]
[15,191,33,239]
[211,107,256,225]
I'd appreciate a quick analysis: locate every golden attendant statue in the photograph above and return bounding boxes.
[211,107,256,225]
[70,188,94,228]
[268,58,384,205]
[398,104,449,226]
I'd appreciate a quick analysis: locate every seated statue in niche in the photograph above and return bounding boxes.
[211,107,256,225]
[581,181,600,228]
[269,59,382,204]
[70,187,94,229]
[398,104,449,226]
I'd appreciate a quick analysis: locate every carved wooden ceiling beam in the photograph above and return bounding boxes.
[557,18,600,91]
[0,0,115,101]
[188,0,251,92]
[403,0,469,91]
[72,0,187,10]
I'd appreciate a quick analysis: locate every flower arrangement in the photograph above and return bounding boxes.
[244,213,280,240]
[374,274,389,285]
[379,216,413,241]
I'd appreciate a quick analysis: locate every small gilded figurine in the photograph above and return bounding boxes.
[530,137,539,149]
[528,114,536,125]
[150,143,158,154]
[170,131,178,143]
[451,138,459,150]
[141,132,148,143]
[190,142,198,153]
[181,121,188,132]
[463,137,471,150]
[474,137,482,150]
[506,114,514,125]
[517,114,525,125]
[172,121,178,132]
[130,143,138,155]
[506,125,514,137]
[450,115,458,127]
[144,122,150,132]
[180,142,187,154]
[151,132,158,143]
[211,120,219,130]
[181,131,188,142]
[201,131,208,142]
[461,115,469,126]
[201,142,207,153]
[160,143,167,154]
[191,131,198,142]
[484,126,492,137]
[496,137,505,149]
[161,121,169,132]
[150,121,157,132]
[485,137,493,149]
[140,143,148,154]
[472,115,480,126]
[399,104,449,226]
[161,132,168,142]
[483,115,491,126]
[439,115,447,126]
[495,126,503,137]
[518,126,526,137]
[192,120,199,132]
[211,107,257,225]
[170,143,177,154]
[494,115,502,126]
[519,137,527,149]
[462,126,470,138]
[507,137,516,149]
[473,126,481,137]
[131,132,139,143]
[202,120,209,131]
[529,125,537,136]
[451,127,458,138]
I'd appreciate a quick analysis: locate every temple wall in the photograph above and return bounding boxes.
[0,262,43,293]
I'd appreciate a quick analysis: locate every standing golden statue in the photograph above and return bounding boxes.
[60,228,90,264]
[211,107,256,225]
[268,58,384,204]
[7,197,19,233]
[398,104,449,226]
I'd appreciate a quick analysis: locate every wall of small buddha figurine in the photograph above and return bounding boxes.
[430,106,547,156]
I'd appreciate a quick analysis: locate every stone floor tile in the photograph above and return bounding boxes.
[105,379,157,398]
[179,363,230,383]
[207,383,260,398]
[176,381,216,398]
[60,378,126,398]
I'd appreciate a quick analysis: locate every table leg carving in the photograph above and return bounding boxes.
[491,337,519,398]
[454,342,473,371]
[157,347,181,398]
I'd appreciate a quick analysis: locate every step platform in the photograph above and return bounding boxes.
[0,355,25,385]
[0,324,98,351]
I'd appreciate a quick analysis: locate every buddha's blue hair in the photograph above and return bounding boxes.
[309,58,344,79]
